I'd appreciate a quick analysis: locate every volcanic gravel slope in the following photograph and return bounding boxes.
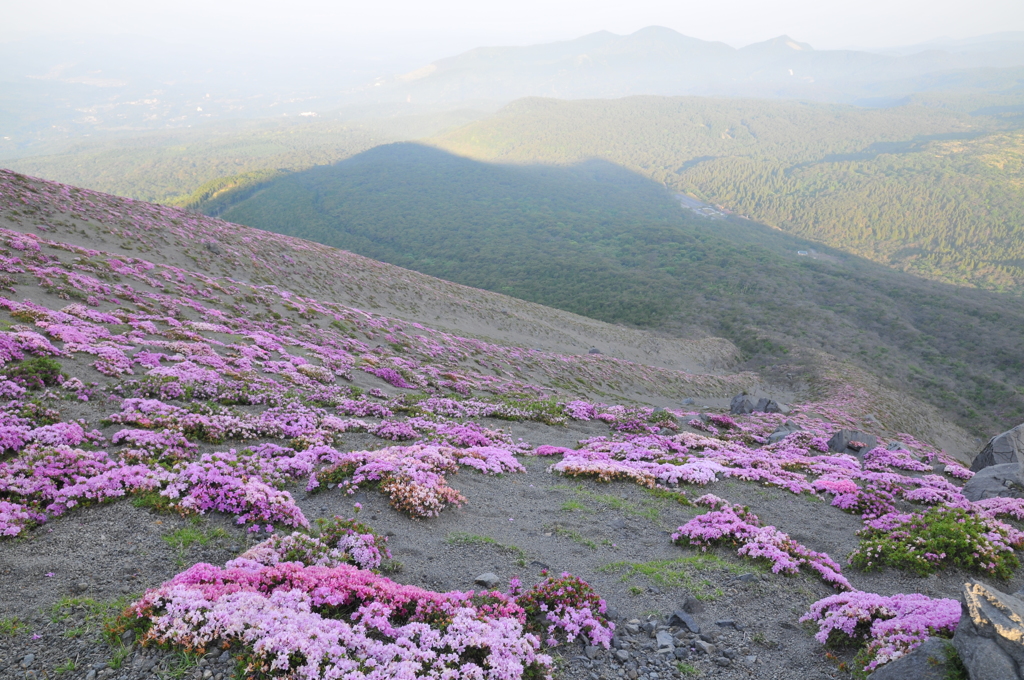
[0,169,1010,680]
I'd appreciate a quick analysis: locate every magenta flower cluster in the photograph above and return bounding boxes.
[800,591,960,672]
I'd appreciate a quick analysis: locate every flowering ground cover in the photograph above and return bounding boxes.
[0,170,1013,679]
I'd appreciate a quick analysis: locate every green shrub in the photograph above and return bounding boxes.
[850,506,1021,578]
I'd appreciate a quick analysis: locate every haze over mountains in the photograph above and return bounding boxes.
[366,27,1024,108]
[3,27,1024,157]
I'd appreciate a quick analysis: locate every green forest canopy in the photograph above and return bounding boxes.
[431,96,1024,293]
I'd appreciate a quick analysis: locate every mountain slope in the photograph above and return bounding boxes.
[431,96,1024,292]
[209,143,1024,438]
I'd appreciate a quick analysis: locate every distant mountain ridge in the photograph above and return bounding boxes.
[363,26,1024,106]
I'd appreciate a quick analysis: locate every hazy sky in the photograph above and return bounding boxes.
[4,0,1023,62]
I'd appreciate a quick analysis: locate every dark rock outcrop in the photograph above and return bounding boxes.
[730,394,756,415]
[970,423,1024,473]
[754,398,782,413]
[827,430,878,457]
[867,637,952,680]
[962,463,1024,502]
[953,580,1024,679]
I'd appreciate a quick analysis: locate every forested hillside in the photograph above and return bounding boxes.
[217,142,1024,436]
[432,96,1024,292]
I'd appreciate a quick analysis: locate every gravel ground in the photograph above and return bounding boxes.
[1,414,1001,680]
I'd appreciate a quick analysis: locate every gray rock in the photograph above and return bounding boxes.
[953,580,1024,680]
[681,398,695,406]
[655,631,675,649]
[588,348,602,355]
[714,657,732,667]
[886,441,906,451]
[962,463,1024,501]
[767,420,803,444]
[625,622,641,635]
[694,640,716,656]
[866,637,951,680]
[715,620,737,629]
[740,655,757,668]
[674,648,690,659]
[474,572,500,589]
[753,398,782,413]
[827,429,879,457]
[120,629,135,645]
[606,606,619,621]
[615,650,630,662]
[681,595,705,615]
[730,394,756,415]
[971,423,1024,474]
[668,610,701,633]
[85,672,97,680]
[585,645,602,659]
[21,654,34,668]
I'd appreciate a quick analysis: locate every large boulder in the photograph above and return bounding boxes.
[953,580,1024,679]
[827,429,879,457]
[730,394,756,415]
[962,463,1024,502]
[971,423,1024,473]
[754,397,782,413]
[866,637,952,680]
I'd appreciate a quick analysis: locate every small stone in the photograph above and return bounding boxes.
[218,652,231,664]
[204,671,214,679]
[85,672,97,680]
[20,654,34,668]
[736,573,756,582]
[585,646,602,659]
[588,347,602,355]
[714,657,732,667]
[715,619,737,629]
[625,623,640,635]
[723,648,738,659]
[674,648,689,659]
[121,629,136,645]
[694,640,716,656]
[681,398,695,405]
[655,631,675,649]
[474,572,500,589]
[615,650,631,662]
[606,606,619,621]
[681,596,704,615]
[627,670,638,679]
[668,610,700,633]
[740,655,757,668]
[73,581,89,593]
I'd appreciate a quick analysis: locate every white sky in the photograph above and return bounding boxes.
[3,0,1023,61]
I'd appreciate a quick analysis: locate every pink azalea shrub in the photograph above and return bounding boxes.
[232,515,391,571]
[313,444,524,518]
[514,573,616,648]
[801,591,960,674]
[672,494,851,590]
[126,561,553,680]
